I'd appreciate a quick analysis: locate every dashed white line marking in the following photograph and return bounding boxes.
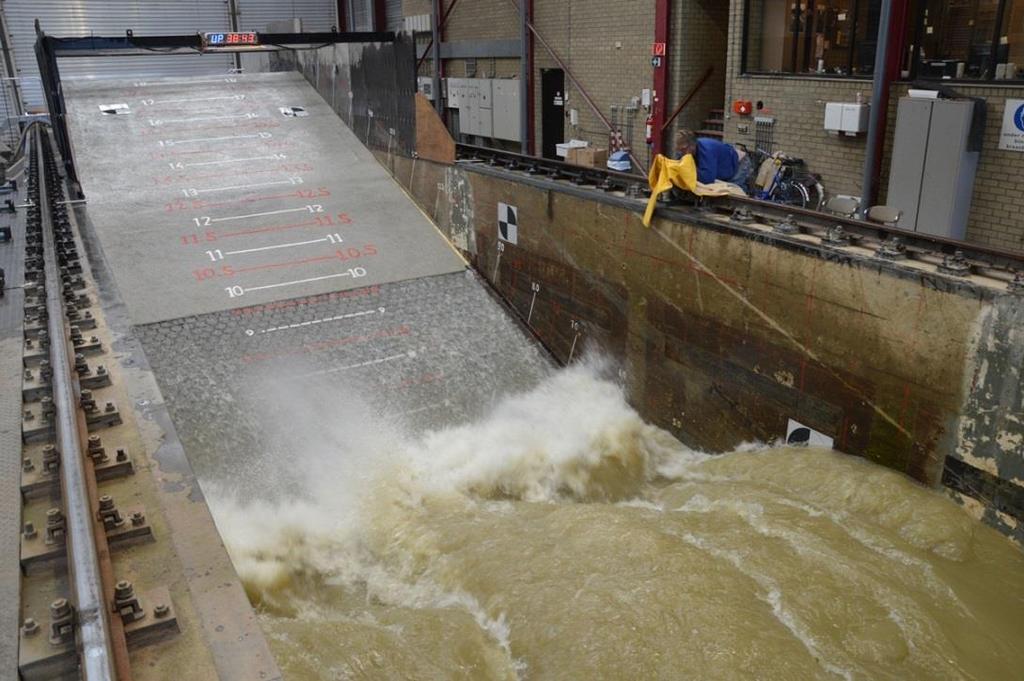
[210,206,310,223]
[300,351,414,378]
[253,307,385,335]
[225,237,329,256]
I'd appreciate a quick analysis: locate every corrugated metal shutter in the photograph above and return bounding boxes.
[235,0,338,33]
[385,0,403,32]
[5,0,233,109]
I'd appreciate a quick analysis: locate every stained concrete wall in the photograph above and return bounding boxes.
[293,42,1024,543]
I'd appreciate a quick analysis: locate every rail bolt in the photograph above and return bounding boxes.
[21,618,39,636]
[131,511,145,527]
[153,603,169,619]
[23,522,37,539]
[45,508,65,544]
[48,598,74,645]
[42,444,59,473]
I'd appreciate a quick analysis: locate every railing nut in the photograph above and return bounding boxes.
[21,618,39,636]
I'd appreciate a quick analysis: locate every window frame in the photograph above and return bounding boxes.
[739,0,1024,83]
[740,0,881,79]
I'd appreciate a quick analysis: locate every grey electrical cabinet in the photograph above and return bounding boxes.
[886,97,979,239]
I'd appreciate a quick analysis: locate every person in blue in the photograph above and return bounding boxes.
[674,129,753,192]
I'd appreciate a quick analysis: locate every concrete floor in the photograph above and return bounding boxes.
[64,72,465,325]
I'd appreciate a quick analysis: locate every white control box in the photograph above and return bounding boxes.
[824,102,869,135]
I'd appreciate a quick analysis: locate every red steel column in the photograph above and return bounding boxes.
[652,0,671,158]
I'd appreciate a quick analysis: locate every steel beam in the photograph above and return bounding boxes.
[520,0,529,154]
[439,39,522,59]
[652,0,671,157]
[431,0,443,114]
[859,0,894,214]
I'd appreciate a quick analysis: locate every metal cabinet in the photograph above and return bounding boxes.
[886,97,979,239]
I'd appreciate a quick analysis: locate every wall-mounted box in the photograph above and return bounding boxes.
[824,102,869,135]
[445,77,520,142]
[416,76,434,101]
[887,97,979,239]
[492,79,520,142]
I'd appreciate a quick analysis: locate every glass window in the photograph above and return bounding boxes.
[917,0,1001,79]
[744,0,883,76]
[999,0,1024,79]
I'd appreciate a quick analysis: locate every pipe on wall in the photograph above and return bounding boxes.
[430,0,442,113]
[519,0,529,153]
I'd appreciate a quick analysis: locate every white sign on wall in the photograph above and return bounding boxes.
[998,98,1024,151]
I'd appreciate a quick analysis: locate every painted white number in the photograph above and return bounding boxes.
[182,188,198,197]
[168,162,184,170]
[140,99,154,106]
[149,119,161,127]
[225,286,244,298]
[307,204,324,213]
[258,132,272,139]
[348,267,367,278]
[289,177,304,185]
[193,216,212,227]
[326,233,344,244]
[206,249,224,262]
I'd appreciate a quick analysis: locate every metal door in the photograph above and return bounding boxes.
[541,68,564,159]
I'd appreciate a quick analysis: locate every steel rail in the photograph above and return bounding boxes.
[36,128,118,680]
[454,142,1024,273]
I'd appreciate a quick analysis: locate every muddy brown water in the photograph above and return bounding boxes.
[208,364,1024,680]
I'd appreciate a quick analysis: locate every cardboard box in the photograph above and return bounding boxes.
[567,146,609,168]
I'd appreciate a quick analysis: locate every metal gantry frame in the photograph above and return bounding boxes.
[33,22,395,193]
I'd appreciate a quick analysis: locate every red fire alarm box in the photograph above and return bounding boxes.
[733,100,753,116]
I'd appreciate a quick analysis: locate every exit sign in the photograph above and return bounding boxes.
[652,42,666,56]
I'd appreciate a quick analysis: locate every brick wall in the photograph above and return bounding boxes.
[531,0,656,166]
[883,83,1024,252]
[726,0,1024,252]
[667,0,729,141]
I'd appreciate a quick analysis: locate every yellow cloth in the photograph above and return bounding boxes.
[642,153,740,227]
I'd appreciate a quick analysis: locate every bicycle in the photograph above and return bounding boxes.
[747,148,825,211]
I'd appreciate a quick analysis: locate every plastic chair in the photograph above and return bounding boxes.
[824,196,859,218]
[867,205,902,226]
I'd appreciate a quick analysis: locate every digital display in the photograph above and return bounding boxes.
[203,32,259,47]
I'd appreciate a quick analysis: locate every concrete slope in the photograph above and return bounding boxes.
[64,72,465,325]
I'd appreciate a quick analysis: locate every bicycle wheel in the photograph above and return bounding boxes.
[772,180,809,208]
